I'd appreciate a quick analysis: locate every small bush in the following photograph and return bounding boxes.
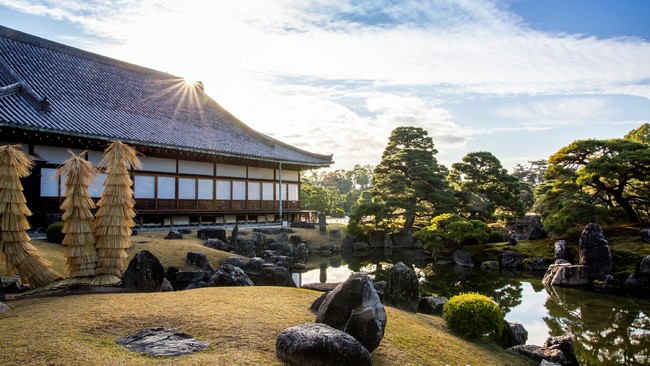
[486,231,505,243]
[46,221,65,244]
[442,292,503,339]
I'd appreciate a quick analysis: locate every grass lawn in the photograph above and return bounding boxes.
[0,287,530,366]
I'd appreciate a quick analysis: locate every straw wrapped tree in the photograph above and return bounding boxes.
[56,151,98,278]
[0,145,63,288]
[93,141,141,285]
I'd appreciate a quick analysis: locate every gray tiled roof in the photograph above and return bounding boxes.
[0,26,332,167]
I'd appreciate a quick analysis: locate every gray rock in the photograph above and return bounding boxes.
[481,261,500,271]
[0,278,4,302]
[293,263,307,270]
[507,344,566,365]
[528,226,548,240]
[278,232,289,242]
[289,235,303,245]
[508,237,518,246]
[310,292,330,314]
[178,228,191,235]
[502,251,523,268]
[316,273,387,353]
[353,242,371,251]
[579,223,612,279]
[498,321,528,348]
[544,336,579,366]
[303,282,340,292]
[230,224,239,246]
[115,328,209,357]
[235,239,255,258]
[641,228,650,243]
[204,238,231,252]
[295,243,309,257]
[251,232,266,246]
[0,302,9,313]
[243,257,264,275]
[186,252,214,272]
[385,262,420,312]
[526,257,549,272]
[197,228,227,241]
[224,256,246,268]
[160,278,174,292]
[639,255,650,275]
[554,240,569,262]
[389,229,414,248]
[555,259,570,265]
[276,323,372,366]
[164,230,183,240]
[341,235,355,251]
[318,213,327,233]
[208,264,253,286]
[542,264,589,286]
[418,296,447,315]
[329,228,341,237]
[122,250,165,292]
[453,249,474,268]
[184,280,209,290]
[257,266,296,287]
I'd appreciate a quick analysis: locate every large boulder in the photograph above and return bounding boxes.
[418,296,447,315]
[257,266,296,287]
[641,228,650,243]
[507,344,566,365]
[385,262,420,312]
[544,336,579,366]
[526,257,549,272]
[186,252,214,272]
[276,323,372,366]
[235,239,255,258]
[341,235,355,252]
[481,261,500,272]
[310,292,331,314]
[122,250,166,292]
[501,251,523,268]
[498,321,528,348]
[579,223,612,279]
[197,228,227,241]
[315,273,387,353]
[164,230,183,240]
[318,213,327,233]
[453,249,474,268]
[542,264,589,287]
[528,227,548,240]
[389,229,414,248]
[251,232,266,246]
[208,264,253,286]
[243,257,265,275]
[223,256,246,268]
[554,240,570,262]
[203,238,231,252]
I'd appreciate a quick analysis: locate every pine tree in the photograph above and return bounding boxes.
[0,145,63,288]
[93,141,141,285]
[56,151,98,277]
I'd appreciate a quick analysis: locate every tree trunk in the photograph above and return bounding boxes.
[403,214,415,229]
[611,190,640,223]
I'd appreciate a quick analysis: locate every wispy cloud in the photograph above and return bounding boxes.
[2,0,649,169]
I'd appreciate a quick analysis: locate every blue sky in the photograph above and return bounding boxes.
[1,0,649,170]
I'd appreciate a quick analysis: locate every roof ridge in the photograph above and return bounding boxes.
[0,25,175,79]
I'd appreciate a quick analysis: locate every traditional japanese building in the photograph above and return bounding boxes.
[0,26,333,229]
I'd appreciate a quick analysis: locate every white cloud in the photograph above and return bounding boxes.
[2,0,649,169]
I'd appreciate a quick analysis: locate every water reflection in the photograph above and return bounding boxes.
[295,249,650,365]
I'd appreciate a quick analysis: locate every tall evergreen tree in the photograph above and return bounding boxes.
[372,126,453,229]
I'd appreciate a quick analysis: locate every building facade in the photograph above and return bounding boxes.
[0,26,333,228]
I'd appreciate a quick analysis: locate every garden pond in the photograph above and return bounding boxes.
[293,249,650,366]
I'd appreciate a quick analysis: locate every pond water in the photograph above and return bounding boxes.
[293,250,650,366]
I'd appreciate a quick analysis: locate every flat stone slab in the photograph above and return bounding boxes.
[115,328,209,357]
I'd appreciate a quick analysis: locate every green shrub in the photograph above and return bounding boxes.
[442,292,503,339]
[46,221,65,244]
[486,231,505,243]
[418,214,491,249]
